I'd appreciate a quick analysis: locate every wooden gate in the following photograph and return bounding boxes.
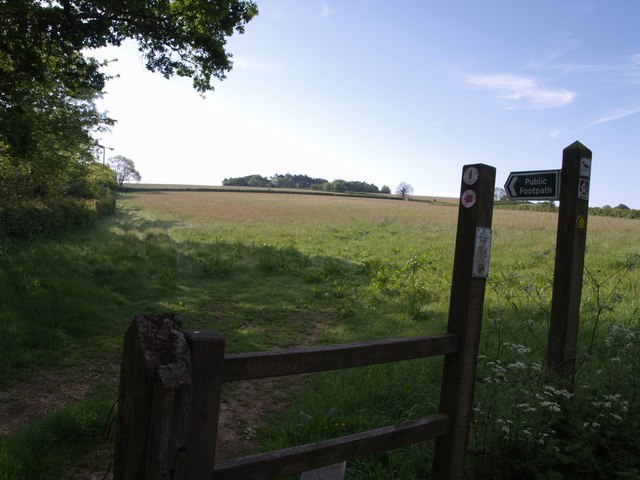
[114,164,495,479]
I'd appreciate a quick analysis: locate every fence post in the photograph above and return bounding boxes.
[184,331,226,480]
[432,164,496,479]
[114,314,192,480]
[547,141,592,383]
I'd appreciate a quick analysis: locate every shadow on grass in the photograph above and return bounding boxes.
[0,207,377,385]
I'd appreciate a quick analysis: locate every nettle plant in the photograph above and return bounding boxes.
[469,253,640,478]
[360,249,449,320]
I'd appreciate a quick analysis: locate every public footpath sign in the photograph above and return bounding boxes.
[505,170,560,201]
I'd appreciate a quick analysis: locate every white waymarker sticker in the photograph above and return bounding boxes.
[461,189,477,208]
[463,167,479,185]
[472,227,492,278]
[580,157,591,178]
[578,178,590,201]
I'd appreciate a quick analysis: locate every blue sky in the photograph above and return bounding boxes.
[94,1,640,208]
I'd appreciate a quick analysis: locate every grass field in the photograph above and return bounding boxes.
[1,191,639,479]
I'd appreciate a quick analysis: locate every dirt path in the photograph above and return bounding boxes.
[1,361,306,480]
[0,363,120,436]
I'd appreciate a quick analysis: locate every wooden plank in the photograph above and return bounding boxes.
[222,334,459,382]
[214,414,450,480]
[113,314,192,480]
[433,164,495,479]
[183,331,226,480]
[146,363,192,480]
[547,141,592,382]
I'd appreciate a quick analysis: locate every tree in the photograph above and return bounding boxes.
[396,182,414,199]
[1,0,257,201]
[222,176,249,187]
[108,155,141,187]
[1,0,258,95]
[0,25,113,198]
[380,185,391,194]
[247,175,272,188]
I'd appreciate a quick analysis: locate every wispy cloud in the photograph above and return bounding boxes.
[528,33,580,70]
[531,52,640,84]
[548,129,562,139]
[466,74,576,109]
[320,2,333,18]
[587,107,640,128]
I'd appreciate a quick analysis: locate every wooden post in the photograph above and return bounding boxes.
[547,141,592,382]
[432,164,495,479]
[184,331,226,480]
[114,314,192,480]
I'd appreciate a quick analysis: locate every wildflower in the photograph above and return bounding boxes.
[483,376,500,384]
[520,429,532,439]
[541,385,572,399]
[537,433,549,445]
[504,343,532,355]
[507,362,527,371]
[539,401,561,413]
[515,403,537,413]
[242,426,257,440]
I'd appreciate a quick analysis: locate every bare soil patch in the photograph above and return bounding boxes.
[2,364,301,479]
[216,376,305,460]
[0,363,119,436]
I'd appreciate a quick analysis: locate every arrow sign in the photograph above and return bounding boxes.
[504,170,560,201]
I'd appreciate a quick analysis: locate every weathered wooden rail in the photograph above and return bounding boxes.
[113,164,496,479]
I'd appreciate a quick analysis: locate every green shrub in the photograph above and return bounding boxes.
[0,197,115,239]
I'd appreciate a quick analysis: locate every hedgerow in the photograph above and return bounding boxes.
[0,197,115,239]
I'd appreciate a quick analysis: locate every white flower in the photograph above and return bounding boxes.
[520,429,532,439]
[515,403,537,413]
[540,401,561,413]
[504,343,532,355]
[508,362,527,371]
[537,433,549,445]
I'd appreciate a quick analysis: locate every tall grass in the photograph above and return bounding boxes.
[0,192,638,478]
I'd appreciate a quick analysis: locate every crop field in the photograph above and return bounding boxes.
[1,191,639,479]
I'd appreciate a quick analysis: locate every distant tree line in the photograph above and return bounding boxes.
[223,174,391,195]
[494,187,639,219]
[497,203,639,219]
[590,205,639,219]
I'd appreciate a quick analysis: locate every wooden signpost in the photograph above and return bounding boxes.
[546,141,592,382]
[505,141,592,384]
[433,163,496,478]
